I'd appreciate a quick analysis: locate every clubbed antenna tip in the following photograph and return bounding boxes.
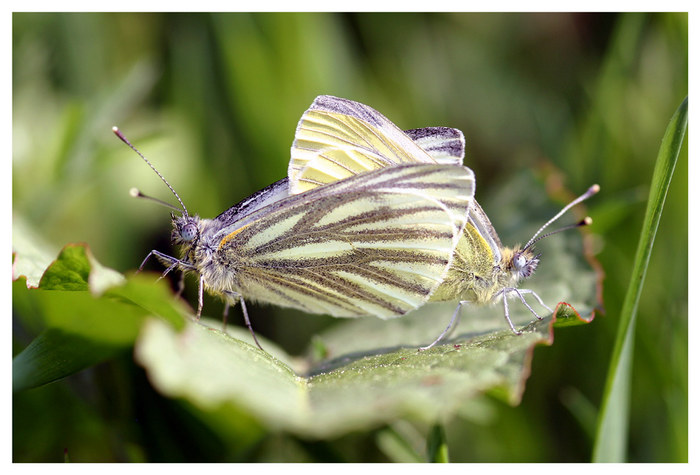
[129,187,183,213]
[112,126,189,217]
[522,185,599,251]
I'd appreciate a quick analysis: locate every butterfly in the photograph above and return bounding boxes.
[113,127,474,350]
[287,95,598,349]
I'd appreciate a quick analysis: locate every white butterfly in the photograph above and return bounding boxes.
[114,127,474,350]
[286,96,598,348]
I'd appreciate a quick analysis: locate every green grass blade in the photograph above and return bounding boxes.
[376,423,424,463]
[426,424,449,463]
[13,328,127,392]
[592,97,687,462]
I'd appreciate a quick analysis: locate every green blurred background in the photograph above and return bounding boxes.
[12,12,687,462]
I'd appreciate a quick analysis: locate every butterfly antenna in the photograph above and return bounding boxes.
[112,126,189,217]
[525,217,593,250]
[523,184,599,251]
[129,188,183,213]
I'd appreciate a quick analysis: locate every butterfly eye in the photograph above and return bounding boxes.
[180,222,198,242]
[514,253,527,270]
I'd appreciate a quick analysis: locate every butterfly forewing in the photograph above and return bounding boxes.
[208,164,474,318]
[290,95,438,193]
[211,177,290,228]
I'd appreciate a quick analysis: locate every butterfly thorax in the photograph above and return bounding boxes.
[465,246,538,304]
[429,219,540,305]
[186,216,247,298]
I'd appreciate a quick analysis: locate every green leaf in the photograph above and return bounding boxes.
[38,243,126,293]
[13,279,153,392]
[38,244,91,291]
[592,97,687,462]
[134,302,581,438]
[12,215,60,289]
[13,242,189,391]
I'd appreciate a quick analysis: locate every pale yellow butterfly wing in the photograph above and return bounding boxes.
[289,95,438,193]
[209,164,475,318]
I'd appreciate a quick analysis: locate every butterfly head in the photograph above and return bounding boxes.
[511,247,540,280]
[500,246,540,286]
[499,185,600,287]
[172,213,200,246]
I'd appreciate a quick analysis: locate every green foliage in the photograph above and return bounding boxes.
[427,424,450,463]
[12,242,187,392]
[136,308,582,438]
[592,98,687,462]
[13,12,687,462]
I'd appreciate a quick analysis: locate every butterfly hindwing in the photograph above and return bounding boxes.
[403,127,465,166]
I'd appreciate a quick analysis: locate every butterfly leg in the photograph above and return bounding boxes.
[222,302,230,331]
[507,288,553,321]
[420,301,465,350]
[140,249,177,273]
[220,292,262,350]
[501,292,523,335]
[510,288,544,321]
[196,274,204,319]
[239,297,264,351]
[139,250,195,287]
[516,289,553,317]
[137,250,158,272]
[157,262,179,282]
[175,272,186,298]
[500,288,553,334]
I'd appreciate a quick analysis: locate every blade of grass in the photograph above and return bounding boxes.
[426,424,449,463]
[376,425,424,463]
[592,97,687,462]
